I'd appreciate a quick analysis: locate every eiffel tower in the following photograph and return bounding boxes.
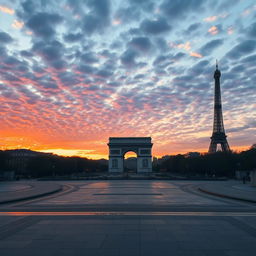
[208,61,231,153]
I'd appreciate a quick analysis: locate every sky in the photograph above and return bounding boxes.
[0,0,255,159]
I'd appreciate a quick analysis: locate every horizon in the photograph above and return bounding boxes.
[0,0,255,159]
[1,144,251,160]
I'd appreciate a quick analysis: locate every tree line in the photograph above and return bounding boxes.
[0,146,255,179]
[156,146,256,177]
[0,150,107,178]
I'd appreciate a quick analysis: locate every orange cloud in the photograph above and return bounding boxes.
[204,16,217,22]
[12,20,24,29]
[208,26,218,35]
[203,13,228,22]
[170,41,191,51]
[26,30,33,35]
[0,5,14,15]
[176,41,191,51]
[190,52,203,58]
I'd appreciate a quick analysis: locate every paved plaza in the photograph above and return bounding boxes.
[0,180,256,255]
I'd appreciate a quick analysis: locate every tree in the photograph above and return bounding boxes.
[251,144,256,149]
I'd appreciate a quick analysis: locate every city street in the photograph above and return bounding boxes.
[1,180,256,256]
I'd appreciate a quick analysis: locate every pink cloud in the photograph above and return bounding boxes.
[190,52,203,58]
[0,5,14,15]
[227,26,234,35]
[203,16,217,22]
[177,42,191,51]
[12,20,24,29]
[208,26,218,35]
[170,41,191,51]
[112,19,122,26]
[203,13,228,22]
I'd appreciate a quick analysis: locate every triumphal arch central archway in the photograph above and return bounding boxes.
[108,137,153,173]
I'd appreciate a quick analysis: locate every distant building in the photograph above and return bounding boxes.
[185,152,201,158]
[208,62,231,153]
[6,149,51,175]
[108,137,153,173]
[157,155,171,164]
[152,157,158,166]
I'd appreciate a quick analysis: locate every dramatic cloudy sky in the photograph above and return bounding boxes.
[0,0,255,158]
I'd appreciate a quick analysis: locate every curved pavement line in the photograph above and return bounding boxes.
[198,187,256,204]
[0,184,34,193]
[179,183,248,206]
[5,184,77,207]
[0,186,62,205]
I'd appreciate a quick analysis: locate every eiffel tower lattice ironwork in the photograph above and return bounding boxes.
[208,62,231,153]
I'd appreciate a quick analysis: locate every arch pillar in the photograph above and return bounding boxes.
[108,137,153,173]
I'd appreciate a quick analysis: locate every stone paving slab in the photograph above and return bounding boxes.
[0,182,62,204]
[199,181,256,203]
[31,181,228,206]
[1,215,256,256]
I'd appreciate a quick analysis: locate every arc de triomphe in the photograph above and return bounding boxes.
[108,137,153,173]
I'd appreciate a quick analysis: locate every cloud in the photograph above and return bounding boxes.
[246,22,256,38]
[87,0,110,17]
[183,23,201,35]
[226,120,256,133]
[175,42,191,51]
[129,37,152,52]
[203,13,228,23]
[0,32,13,44]
[200,39,224,56]
[129,0,154,8]
[32,40,63,62]
[21,0,37,14]
[31,40,67,71]
[226,40,256,59]
[114,6,141,24]
[96,69,113,78]
[189,60,209,75]
[120,49,137,67]
[63,33,83,43]
[0,0,255,157]
[3,56,22,67]
[230,64,245,73]
[227,26,234,35]
[26,12,63,38]
[83,0,111,34]
[140,18,171,34]
[204,16,217,22]
[20,50,33,58]
[208,26,218,35]
[170,41,203,59]
[153,37,169,52]
[153,55,168,66]
[160,0,204,20]
[0,5,14,15]
[12,20,24,29]
[80,52,98,64]
[241,4,256,17]
[241,54,256,64]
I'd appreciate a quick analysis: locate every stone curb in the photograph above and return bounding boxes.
[0,185,62,205]
[198,187,256,204]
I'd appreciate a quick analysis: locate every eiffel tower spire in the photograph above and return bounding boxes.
[208,62,231,153]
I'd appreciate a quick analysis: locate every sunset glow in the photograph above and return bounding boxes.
[0,0,255,159]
